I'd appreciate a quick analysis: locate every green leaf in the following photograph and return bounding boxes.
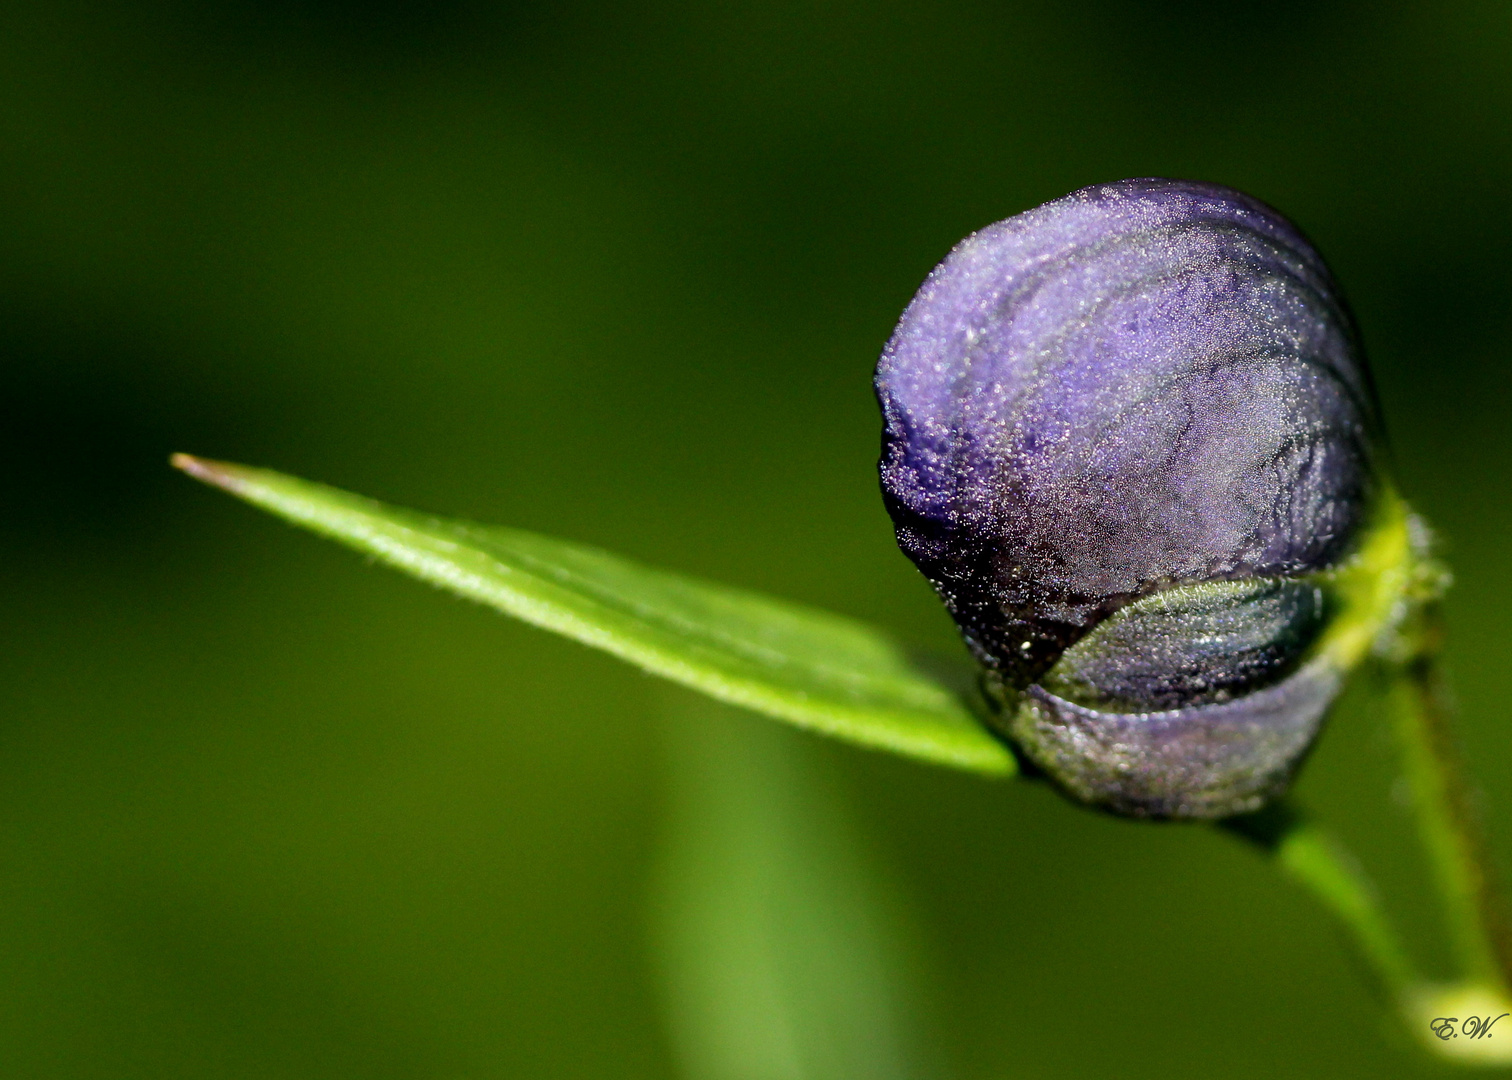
[172,455,1013,776]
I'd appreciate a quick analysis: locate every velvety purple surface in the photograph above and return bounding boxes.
[1013,658,1342,818]
[877,179,1378,687]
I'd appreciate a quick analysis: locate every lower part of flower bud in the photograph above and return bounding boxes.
[984,661,1342,819]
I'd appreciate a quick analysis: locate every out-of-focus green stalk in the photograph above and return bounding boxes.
[1230,509,1512,1066]
[1286,819,1422,998]
[1231,786,1512,1065]
[1390,634,1512,992]
[1224,805,1419,1001]
[1384,601,1512,1066]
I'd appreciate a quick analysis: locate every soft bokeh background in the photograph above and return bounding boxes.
[4,1,1512,1075]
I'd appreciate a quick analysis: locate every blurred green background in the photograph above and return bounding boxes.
[4,1,1512,1075]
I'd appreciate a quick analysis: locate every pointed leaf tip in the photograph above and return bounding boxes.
[171,453,254,494]
[170,458,1014,776]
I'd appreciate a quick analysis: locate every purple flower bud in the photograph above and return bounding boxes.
[876,179,1381,818]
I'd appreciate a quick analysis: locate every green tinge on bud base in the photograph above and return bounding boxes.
[996,486,1426,819]
[1310,485,1431,674]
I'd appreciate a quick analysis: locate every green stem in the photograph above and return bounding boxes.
[1223,503,1512,1063]
[1223,805,1420,1001]
[1389,629,1512,992]
[1227,784,1512,1066]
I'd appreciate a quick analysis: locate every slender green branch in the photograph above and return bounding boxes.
[1231,563,1512,1065]
[1224,548,1512,1068]
[1223,805,1420,1001]
[1224,795,1512,1067]
[1386,638,1512,1065]
[1283,821,1421,997]
[1388,625,1512,993]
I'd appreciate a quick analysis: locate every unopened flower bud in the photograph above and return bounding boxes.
[876,178,1383,818]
